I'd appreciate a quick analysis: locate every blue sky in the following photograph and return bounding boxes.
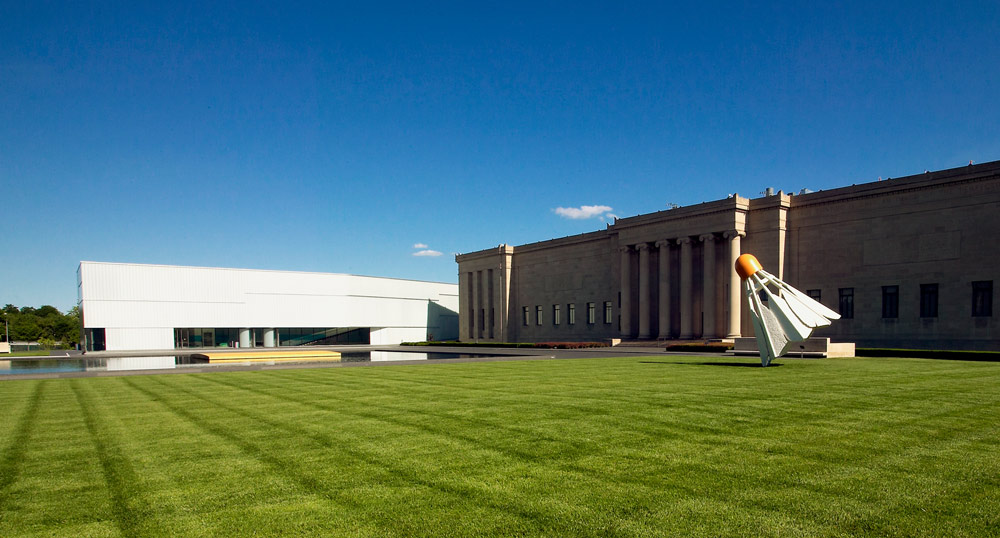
[2,1,998,311]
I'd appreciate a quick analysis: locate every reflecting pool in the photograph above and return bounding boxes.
[341,351,503,362]
[0,350,505,375]
[0,356,207,375]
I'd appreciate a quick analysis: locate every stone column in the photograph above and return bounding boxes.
[700,234,717,338]
[620,246,632,337]
[263,328,276,348]
[637,243,651,338]
[656,239,672,338]
[471,271,480,340]
[724,230,745,338]
[678,237,693,339]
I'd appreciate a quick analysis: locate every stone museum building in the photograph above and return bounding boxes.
[456,160,1000,350]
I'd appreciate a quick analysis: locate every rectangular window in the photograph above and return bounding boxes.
[522,306,529,326]
[587,302,596,324]
[839,288,854,319]
[489,308,495,338]
[553,304,560,325]
[807,289,821,302]
[973,281,993,317]
[568,303,576,325]
[882,285,899,319]
[920,284,938,318]
[536,305,543,325]
[603,301,612,324]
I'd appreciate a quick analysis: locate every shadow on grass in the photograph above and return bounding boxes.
[639,360,782,368]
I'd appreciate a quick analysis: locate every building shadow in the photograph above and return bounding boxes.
[427,300,459,341]
[639,360,783,368]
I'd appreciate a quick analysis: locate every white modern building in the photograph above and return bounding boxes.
[78,262,459,351]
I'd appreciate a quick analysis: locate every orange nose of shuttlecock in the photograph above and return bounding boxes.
[735,253,763,279]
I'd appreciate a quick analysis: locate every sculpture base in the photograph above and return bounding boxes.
[731,337,855,358]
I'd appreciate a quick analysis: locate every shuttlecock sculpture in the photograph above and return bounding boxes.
[735,253,840,366]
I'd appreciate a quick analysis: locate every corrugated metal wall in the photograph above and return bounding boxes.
[79,262,459,350]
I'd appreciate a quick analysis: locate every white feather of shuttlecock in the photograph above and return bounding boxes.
[743,268,841,366]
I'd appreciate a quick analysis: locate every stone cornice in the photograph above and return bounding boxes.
[788,161,1000,210]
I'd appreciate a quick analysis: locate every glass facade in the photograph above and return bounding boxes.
[175,328,233,348]
[174,327,370,348]
[85,328,105,352]
[278,327,369,346]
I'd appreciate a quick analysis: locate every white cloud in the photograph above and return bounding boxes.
[413,243,428,249]
[553,205,613,220]
[413,249,443,257]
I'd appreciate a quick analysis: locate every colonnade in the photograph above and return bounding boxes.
[620,230,743,339]
[238,328,277,348]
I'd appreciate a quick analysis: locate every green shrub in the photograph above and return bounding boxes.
[857,348,1000,361]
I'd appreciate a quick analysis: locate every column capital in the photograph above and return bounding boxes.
[723,230,746,240]
[676,237,692,246]
[619,245,632,253]
[635,242,650,252]
[699,233,716,243]
[655,239,671,249]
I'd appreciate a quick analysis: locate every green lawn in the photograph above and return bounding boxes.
[2,350,58,358]
[1,356,997,537]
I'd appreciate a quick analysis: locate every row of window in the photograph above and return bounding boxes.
[809,281,993,319]
[523,301,614,326]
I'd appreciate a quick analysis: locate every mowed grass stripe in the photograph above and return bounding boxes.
[103,375,376,537]
[144,374,583,536]
[269,362,744,444]
[2,379,119,536]
[0,355,997,536]
[243,369,598,460]
[71,380,168,537]
[121,375,480,536]
[199,365,838,534]
[281,357,1000,535]
[318,361,862,533]
[178,371,644,536]
[121,377,354,500]
[0,381,45,509]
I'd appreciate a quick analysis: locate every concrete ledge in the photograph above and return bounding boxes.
[731,337,855,358]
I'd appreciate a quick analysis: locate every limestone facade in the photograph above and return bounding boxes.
[456,161,1000,350]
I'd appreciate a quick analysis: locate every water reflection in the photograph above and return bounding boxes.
[0,351,502,375]
[341,351,499,362]
[0,356,207,375]
[106,356,192,371]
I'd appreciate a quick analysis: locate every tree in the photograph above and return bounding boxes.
[0,304,80,344]
[12,316,41,341]
[36,305,61,318]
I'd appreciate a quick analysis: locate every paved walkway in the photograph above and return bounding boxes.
[0,344,730,381]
